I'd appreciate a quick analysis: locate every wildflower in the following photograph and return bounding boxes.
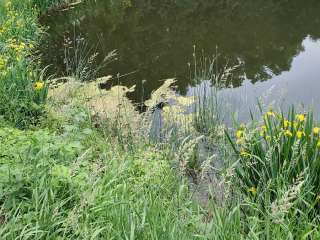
[248,187,257,196]
[34,81,44,91]
[266,110,275,118]
[236,130,244,139]
[283,120,290,129]
[313,127,320,135]
[296,114,305,122]
[296,131,304,139]
[284,130,293,137]
[317,140,320,148]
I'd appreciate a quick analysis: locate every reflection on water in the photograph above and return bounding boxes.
[41,0,320,113]
[213,37,320,121]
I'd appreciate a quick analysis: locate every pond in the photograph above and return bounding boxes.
[40,0,320,117]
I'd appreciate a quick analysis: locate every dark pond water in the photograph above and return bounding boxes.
[41,0,320,115]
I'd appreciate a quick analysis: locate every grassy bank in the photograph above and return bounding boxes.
[1,0,320,239]
[0,1,202,239]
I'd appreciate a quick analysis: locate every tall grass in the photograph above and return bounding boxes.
[0,104,200,239]
[190,51,238,137]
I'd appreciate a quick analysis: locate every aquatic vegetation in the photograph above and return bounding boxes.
[225,109,320,233]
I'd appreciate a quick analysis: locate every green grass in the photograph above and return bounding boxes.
[0,105,201,239]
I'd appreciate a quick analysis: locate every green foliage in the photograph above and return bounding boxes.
[0,105,199,239]
[0,0,50,128]
[224,109,320,238]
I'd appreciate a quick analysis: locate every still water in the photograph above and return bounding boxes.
[40,0,320,116]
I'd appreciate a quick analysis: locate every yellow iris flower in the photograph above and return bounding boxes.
[296,114,305,122]
[296,131,304,139]
[266,111,275,117]
[236,130,244,139]
[34,82,44,91]
[313,127,320,135]
[283,120,290,129]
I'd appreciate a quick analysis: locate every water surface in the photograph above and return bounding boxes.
[40,0,320,115]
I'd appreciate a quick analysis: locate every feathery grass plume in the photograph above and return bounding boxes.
[271,174,304,224]
[176,135,204,175]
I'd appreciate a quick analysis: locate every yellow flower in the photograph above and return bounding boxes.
[313,127,320,135]
[236,130,244,139]
[284,130,293,137]
[248,187,257,196]
[317,140,320,148]
[34,82,44,91]
[296,114,305,122]
[283,120,290,129]
[296,131,304,139]
[266,110,275,118]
